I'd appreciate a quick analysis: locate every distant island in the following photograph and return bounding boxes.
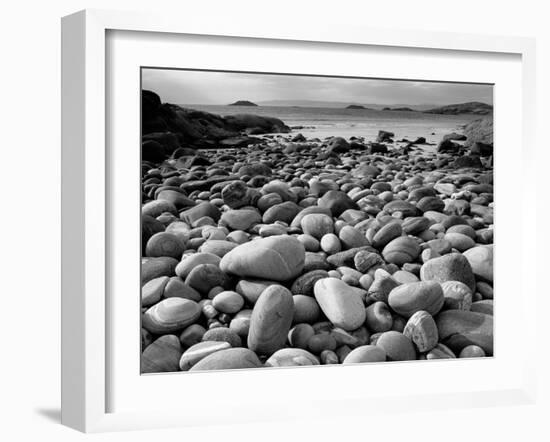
[223,100,492,114]
[424,101,493,115]
[253,99,494,112]
[229,100,258,107]
[257,99,435,110]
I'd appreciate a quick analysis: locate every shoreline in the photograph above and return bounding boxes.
[181,103,484,149]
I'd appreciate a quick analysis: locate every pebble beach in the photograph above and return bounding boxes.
[140,90,494,373]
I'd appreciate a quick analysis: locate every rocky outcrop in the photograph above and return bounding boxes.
[376,130,394,143]
[223,114,290,135]
[142,90,290,148]
[459,117,494,157]
[367,142,388,154]
[463,117,493,145]
[470,142,493,157]
[346,104,366,109]
[453,155,483,169]
[443,133,467,142]
[326,137,350,154]
[424,102,493,115]
[141,90,290,156]
[437,139,461,153]
[437,117,493,161]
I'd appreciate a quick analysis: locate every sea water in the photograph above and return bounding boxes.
[183,104,482,148]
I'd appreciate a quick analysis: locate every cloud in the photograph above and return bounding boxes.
[142,68,493,106]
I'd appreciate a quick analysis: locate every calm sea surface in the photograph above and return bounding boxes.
[183,104,482,147]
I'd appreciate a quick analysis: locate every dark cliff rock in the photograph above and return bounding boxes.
[443,132,467,142]
[463,117,493,156]
[437,139,461,153]
[141,90,290,159]
[367,142,388,154]
[463,117,493,146]
[326,137,350,154]
[223,114,290,134]
[470,142,493,157]
[376,130,394,143]
[453,155,483,169]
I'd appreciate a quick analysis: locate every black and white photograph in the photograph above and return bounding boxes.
[140,69,494,374]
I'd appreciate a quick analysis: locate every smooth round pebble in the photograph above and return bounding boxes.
[300,213,334,239]
[202,327,242,347]
[288,323,316,349]
[212,291,245,314]
[365,301,393,333]
[141,335,182,373]
[247,285,295,355]
[189,348,262,371]
[307,333,337,354]
[376,331,416,361]
[179,341,231,371]
[229,309,253,339]
[459,345,487,358]
[314,278,366,331]
[293,295,321,324]
[343,345,387,364]
[265,348,319,367]
[142,298,201,334]
[388,281,445,318]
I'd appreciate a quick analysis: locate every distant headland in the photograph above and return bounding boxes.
[423,101,493,115]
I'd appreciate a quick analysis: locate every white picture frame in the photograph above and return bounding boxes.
[61,9,537,433]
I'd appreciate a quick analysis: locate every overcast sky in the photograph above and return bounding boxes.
[142,69,493,107]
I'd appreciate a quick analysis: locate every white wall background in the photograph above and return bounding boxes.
[0,0,547,440]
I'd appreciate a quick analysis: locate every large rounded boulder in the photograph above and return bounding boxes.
[420,253,476,292]
[388,281,445,318]
[463,245,493,283]
[220,235,305,281]
[189,347,263,371]
[436,310,493,355]
[247,285,295,355]
[318,190,358,217]
[314,277,366,331]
